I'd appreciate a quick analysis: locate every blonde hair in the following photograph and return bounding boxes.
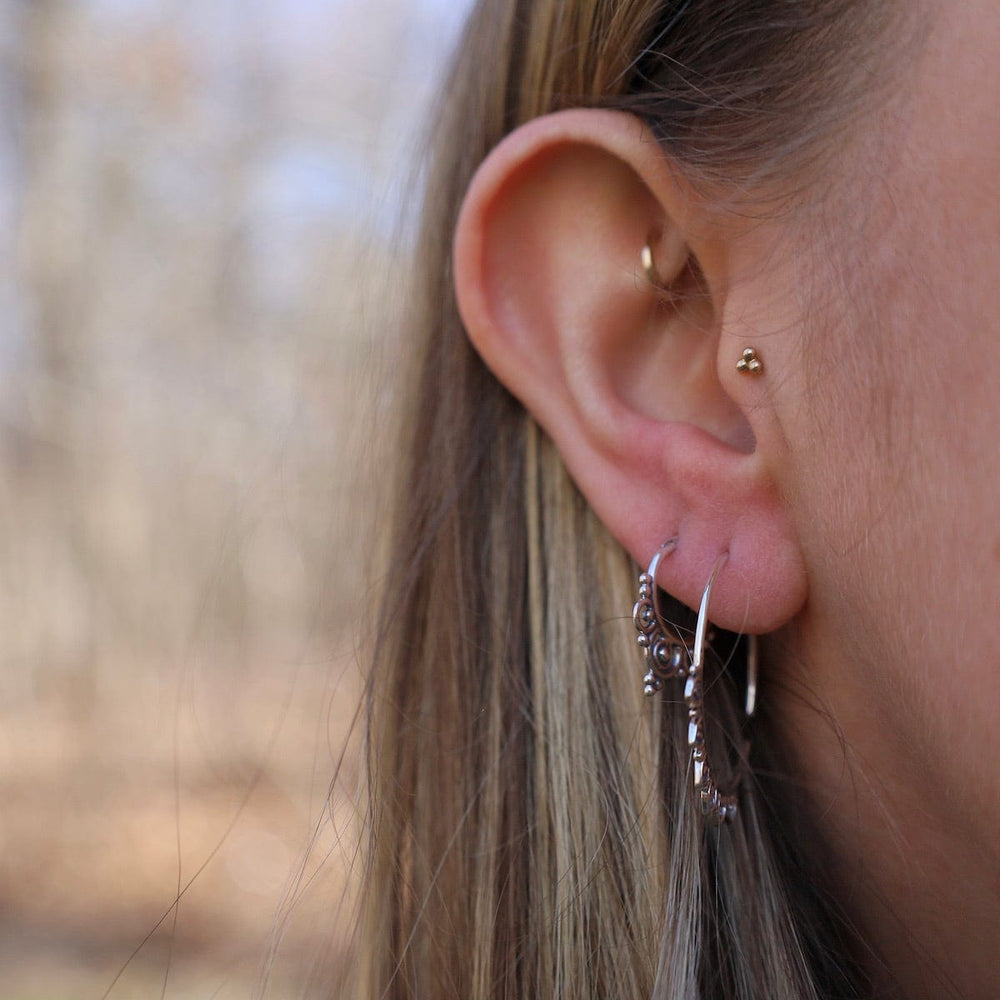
[358,1,899,997]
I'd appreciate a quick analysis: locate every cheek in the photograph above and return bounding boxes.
[854,116,1000,671]
[785,157,1000,829]
[795,0,1000,653]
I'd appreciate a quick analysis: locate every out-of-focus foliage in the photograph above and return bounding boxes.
[0,1,468,996]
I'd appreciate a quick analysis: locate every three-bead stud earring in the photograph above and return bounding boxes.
[736,347,763,374]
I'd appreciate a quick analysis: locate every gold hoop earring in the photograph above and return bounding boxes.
[640,242,672,295]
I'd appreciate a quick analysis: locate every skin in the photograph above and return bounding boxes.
[769,4,1000,996]
[454,3,999,997]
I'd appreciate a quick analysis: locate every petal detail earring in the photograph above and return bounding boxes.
[632,539,687,696]
[684,554,740,824]
[633,544,753,825]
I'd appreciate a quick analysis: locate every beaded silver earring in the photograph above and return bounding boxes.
[633,542,756,825]
[632,539,686,696]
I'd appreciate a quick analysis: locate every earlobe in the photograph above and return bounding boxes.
[453,108,807,633]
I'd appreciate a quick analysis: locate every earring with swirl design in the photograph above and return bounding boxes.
[632,539,688,696]
[633,543,753,824]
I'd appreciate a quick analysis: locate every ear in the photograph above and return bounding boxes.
[453,109,807,633]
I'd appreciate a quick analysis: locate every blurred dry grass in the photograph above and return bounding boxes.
[0,1,466,995]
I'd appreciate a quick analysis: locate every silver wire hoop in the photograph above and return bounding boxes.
[632,539,688,696]
[633,544,754,825]
[684,554,739,824]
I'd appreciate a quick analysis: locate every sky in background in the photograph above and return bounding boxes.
[0,0,474,371]
[0,0,482,692]
[81,0,472,223]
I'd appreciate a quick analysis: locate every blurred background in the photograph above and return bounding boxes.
[0,1,470,995]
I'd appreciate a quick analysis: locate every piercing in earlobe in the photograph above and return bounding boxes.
[640,242,672,295]
[736,347,763,374]
[633,543,752,825]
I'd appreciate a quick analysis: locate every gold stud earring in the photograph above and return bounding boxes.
[736,347,763,375]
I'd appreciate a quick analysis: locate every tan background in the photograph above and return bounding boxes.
[0,1,468,995]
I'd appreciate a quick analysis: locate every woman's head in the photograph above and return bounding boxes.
[447,0,922,700]
[438,0,922,624]
[363,2,999,997]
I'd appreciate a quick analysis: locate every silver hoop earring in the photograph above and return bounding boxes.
[633,545,753,825]
[632,539,687,696]
[685,554,740,824]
